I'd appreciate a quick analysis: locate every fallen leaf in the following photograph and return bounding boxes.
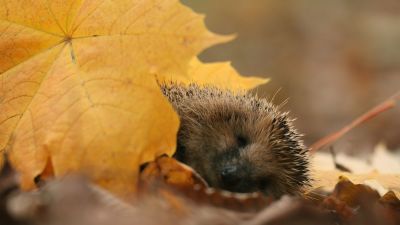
[139,155,208,190]
[312,144,400,174]
[244,196,336,225]
[380,191,400,208]
[0,0,266,197]
[161,57,269,91]
[330,176,380,208]
[312,170,400,197]
[320,176,400,225]
[140,156,271,212]
[5,174,242,225]
[312,145,400,197]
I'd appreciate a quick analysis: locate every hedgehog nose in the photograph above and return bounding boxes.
[220,166,238,185]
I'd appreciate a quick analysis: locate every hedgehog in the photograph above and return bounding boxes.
[160,83,310,197]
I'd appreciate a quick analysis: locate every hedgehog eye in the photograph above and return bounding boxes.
[258,178,270,190]
[236,135,247,148]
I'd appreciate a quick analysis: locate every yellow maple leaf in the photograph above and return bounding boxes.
[160,57,269,90]
[187,57,268,90]
[0,0,267,197]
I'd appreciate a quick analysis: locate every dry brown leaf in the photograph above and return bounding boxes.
[380,191,400,209]
[0,0,266,197]
[312,170,400,197]
[329,176,380,207]
[319,176,400,225]
[139,156,207,190]
[140,156,271,212]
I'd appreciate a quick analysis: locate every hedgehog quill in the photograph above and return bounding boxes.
[161,83,310,197]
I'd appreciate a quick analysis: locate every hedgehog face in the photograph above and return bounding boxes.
[162,84,310,197]
[174,101,309,197]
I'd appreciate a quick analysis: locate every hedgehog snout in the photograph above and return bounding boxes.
[217,162,258,193]
[220,165,238,185]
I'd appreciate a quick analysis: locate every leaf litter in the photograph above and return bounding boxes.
[0,0,399,224]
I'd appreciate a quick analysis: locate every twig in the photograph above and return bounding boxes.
[329,146,351,173]
[310,91,400,153]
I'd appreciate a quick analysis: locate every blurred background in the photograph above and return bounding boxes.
[182,0,400,154]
